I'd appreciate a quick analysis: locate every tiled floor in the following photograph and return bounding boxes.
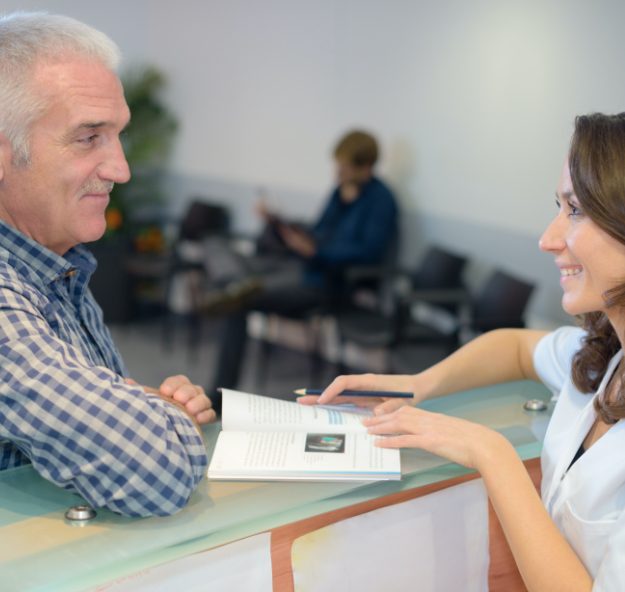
[109,314,449,404]
[108,316,339,401]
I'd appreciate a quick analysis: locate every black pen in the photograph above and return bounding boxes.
[294,388,413,399]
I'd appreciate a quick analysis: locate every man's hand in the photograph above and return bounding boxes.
[255,197,273,222]
[159,375,216,425]
[279,225,317,258]
[130,376,217,428]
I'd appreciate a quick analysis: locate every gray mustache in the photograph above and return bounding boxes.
[81,181,114,194]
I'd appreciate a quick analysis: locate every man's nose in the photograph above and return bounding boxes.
[100,139,131,184]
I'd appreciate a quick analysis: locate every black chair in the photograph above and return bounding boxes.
[389,268,535,374]
[254,302,329,390]
[255,234,400,390]
[470,270,535,332]
[162,199,231,355]
[177,200,230,241]
[335,245,468,373]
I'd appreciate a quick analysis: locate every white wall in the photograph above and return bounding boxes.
[4,0,625,324]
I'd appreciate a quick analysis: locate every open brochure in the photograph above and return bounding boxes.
[207,389,401,482]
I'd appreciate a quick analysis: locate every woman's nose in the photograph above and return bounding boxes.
[539,214,566,253]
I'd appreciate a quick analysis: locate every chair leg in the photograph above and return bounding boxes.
[255,314,273,389]
[307,317,325,388]
[445,329,462,356]
[161,311,174,351]
[186,312,202,363]
[383,347,393,374]
[336,331,348,376]
[256,338,272,390]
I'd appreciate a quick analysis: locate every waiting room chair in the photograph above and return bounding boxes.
[389,268,535,374]
[162,199,231,355]
[335,245,468,373]
[255,235,401,390]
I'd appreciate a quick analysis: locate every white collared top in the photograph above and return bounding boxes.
[535,326,625,590]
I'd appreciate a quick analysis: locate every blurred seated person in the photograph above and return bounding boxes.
[211,130,397,396]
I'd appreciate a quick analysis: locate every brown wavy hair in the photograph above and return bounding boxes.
[569,113,625,423]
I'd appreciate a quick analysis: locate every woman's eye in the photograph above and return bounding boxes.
[568,201,583,217]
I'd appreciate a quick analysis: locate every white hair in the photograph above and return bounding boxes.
[0,12,122,165]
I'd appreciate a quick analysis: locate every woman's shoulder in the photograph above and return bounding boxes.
[537,326,586,360]
[534,326,586,396]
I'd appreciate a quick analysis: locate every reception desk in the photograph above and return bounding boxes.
[0,381,551,591]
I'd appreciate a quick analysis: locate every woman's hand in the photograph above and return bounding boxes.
[365,406,505,470]
[298,373,420,413]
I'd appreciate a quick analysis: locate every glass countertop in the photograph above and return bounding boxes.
[0,380,551,592]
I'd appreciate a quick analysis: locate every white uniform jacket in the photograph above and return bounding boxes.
[535,327,625,590]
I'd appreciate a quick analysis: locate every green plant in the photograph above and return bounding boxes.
[106,65,178,238]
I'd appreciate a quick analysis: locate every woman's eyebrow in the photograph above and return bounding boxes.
[556,189,575,200]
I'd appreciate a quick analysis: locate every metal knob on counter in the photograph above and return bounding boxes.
[65,504,97,523]
[523,399,548,412]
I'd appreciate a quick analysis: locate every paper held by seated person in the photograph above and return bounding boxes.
[207,389,401,482]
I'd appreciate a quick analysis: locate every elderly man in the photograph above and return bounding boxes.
[0,12,214,517]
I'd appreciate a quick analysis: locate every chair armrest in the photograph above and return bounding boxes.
[399,287,470,306]
[343,264,391,283]
[224,233,257,257]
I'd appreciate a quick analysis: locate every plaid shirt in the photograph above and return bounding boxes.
[0,222,207,517]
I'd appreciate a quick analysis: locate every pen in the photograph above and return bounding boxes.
[294,388,413,399]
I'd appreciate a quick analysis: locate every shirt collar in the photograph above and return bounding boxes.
[0,220,97,286]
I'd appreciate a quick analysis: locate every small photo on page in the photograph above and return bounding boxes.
[305,433,346,453]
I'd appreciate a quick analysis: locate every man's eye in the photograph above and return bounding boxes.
[77,134,99,145]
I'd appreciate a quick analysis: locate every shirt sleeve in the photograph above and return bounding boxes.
[313,192,397,265]
[312,187,341,238]
[533,326,586,399]
[0,288,208,518]
[315,200,395,265]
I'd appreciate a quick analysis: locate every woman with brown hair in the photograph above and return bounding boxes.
[300,113,625,590]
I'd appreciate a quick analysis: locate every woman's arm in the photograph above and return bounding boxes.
[304,327,594,589]
[366,409,592,591]
[483,437,592,591]
[300,328,548,410]
[408,327,547,400]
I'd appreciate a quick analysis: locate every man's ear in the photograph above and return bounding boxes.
[0,133,11,182]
